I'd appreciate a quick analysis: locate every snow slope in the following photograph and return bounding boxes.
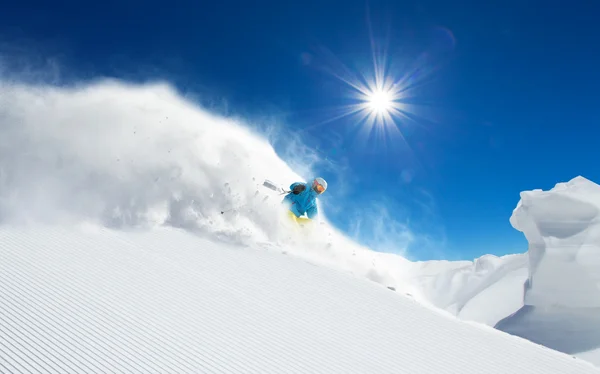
[1,79,599,368]
[0,224,597,373]
[496,176,600,366]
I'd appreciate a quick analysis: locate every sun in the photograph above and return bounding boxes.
[296,16,440,154]
[367,89,394,115]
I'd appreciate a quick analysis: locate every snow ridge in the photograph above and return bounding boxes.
[496,176,600,366]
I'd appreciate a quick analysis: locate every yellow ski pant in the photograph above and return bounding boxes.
[287,210,312,225]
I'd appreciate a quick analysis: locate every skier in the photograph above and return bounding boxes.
[281,177,327,225]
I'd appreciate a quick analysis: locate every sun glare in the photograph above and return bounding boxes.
[299,15,440,154]
[367,89,393,114]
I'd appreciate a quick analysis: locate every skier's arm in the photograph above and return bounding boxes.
[290,182,307,195]
[306,204,318,219]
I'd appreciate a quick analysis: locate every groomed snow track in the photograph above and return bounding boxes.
[0,225,597,374]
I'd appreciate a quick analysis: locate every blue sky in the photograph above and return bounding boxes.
[2,0,599,260]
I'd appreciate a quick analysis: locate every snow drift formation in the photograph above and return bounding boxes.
[496,176,600,365]
[410,253,529,326]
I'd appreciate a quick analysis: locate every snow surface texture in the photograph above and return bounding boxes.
[0,79,599,368]
[496,176,600,366]
[0,225,598,374]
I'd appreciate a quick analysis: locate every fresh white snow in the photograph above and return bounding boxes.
[0,224,597,373]
[1,79,599,371]
[495,176,600,366]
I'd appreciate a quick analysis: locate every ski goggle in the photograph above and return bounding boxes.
[312,180,326,194]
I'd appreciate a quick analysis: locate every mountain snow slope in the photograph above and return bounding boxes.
[1,79,600,368]
[0,224,598,374]
[496,176,600,366]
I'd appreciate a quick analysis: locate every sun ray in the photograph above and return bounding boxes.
[297,13,447,164]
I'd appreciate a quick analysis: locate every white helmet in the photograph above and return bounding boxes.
[312,177,327,194]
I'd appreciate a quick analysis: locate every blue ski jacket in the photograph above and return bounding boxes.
[281,182,320,219]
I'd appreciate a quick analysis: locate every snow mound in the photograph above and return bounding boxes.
[0,224,597,373]
[496,176,600,366]
[409,253,529,326]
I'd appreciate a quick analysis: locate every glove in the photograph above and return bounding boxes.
[292,184,306,195]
